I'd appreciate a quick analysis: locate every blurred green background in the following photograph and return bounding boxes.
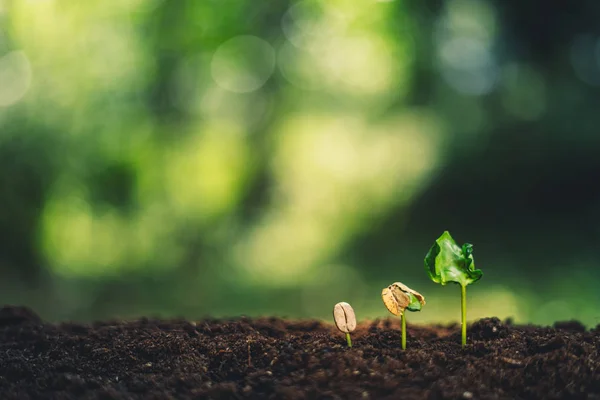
[1,0,599,326]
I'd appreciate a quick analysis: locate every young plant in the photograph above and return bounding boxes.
[381,282,425,350]
[424,231,483,347]
[333,302,356,347]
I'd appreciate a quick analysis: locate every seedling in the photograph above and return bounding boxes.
[424,231,483,347]
[333,302,356,347]
[381,282,425,350]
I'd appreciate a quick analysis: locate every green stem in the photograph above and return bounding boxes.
[345,332,352,348]
[461,284,467,347]
[401,313,406,350]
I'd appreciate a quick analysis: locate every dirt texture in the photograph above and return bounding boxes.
[0,306,598,399]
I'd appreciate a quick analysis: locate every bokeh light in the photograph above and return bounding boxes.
[235,111,442,286]
[0,0,597,328]
[211,35,276,93]
[570,34,600,86]
[435,0,498,95]
[0,51,31,107]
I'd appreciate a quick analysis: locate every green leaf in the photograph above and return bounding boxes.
[406,293,422,312]
[424,231,483,287]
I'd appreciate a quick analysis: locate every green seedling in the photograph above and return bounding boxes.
[333,302,356,347]
[381,282,425,350]
[425,231,483,347]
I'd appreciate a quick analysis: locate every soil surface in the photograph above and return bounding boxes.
[0,306,598,399]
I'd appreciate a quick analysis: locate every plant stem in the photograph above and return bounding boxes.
[345,332,352,348]
[401,313,406,350]
[461,284,467,347]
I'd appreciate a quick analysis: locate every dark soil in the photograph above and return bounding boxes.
[0,306,599,399]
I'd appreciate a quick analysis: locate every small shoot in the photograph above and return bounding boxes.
[333,302,356,348]
[424,231,483,347]
[381,282,425,350]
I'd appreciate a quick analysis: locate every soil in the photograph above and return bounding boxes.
[0,306,598,399]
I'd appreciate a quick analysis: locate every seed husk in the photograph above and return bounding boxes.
[333,302,356,333]
[391,282,426,306]
[381,282,426,316]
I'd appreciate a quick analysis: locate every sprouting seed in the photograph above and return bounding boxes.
[381,282,425,350]
[333,302,356,347]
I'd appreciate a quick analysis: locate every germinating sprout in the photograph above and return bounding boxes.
[425,231,483,347]
[381,282,425,350]
[333,302,356,347]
